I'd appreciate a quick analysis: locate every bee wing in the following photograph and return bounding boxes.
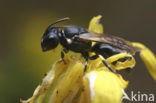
[76,32,138,55]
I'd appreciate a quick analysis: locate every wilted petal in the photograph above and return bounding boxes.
[88,15,103,33]
[106,53,136,70]
[20,58,70,103]
[48,58,84,103]
[132,42,156,81]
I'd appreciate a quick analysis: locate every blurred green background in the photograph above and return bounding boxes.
[0,0,156,103]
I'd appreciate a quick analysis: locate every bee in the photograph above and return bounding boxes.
[41,17,139,73]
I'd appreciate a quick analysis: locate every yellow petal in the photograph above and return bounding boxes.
[48,59,84,103]
[81,70,128,103]
[132,42,156,81]
[88,15,103,33]
[88,15,104,57]
[20,58,70,103]
[106,53,136,70]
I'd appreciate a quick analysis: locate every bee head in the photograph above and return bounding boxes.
[41,17,70,51]
[41,27,60,51]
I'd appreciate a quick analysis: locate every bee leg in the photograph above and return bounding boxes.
[82,52,89,74]
[89,54,99,60]
[61,50,66,64]
[84,58,88,74]
[61,48,68,64]
[99,55,117,73]
[63,48,69,53]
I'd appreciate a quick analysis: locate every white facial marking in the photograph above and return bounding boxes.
[85,72,97,100]
[41,38,44,43]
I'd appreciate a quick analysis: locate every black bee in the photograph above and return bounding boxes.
[41,17,138,73]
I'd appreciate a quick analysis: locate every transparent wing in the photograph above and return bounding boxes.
[75,32,138,55]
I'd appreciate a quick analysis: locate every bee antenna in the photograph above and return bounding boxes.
[55,25,71,29]
[48,17,70,30]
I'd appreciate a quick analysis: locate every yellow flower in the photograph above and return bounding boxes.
[21,56,128,103]
[21,15,156,103]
